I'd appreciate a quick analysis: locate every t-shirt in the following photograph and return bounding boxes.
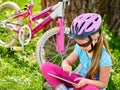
[74,44,113,90]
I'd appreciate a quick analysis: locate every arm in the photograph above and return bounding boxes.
[87,66,111,88]
[74,66,111,88]
[62,51,78,65]
[61,51,78,75]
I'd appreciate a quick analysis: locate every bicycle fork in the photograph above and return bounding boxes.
[56,18,66,55]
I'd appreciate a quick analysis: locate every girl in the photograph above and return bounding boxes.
[41,13,113,90]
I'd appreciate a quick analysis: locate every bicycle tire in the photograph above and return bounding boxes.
[0,2,22,48]
[36,27,80,72]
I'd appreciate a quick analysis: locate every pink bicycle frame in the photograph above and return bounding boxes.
[13,2,65,53]
[56,18,65,53]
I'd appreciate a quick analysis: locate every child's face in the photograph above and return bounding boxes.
[75,37,96,51]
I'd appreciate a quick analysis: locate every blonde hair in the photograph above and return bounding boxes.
[85,30,113,79]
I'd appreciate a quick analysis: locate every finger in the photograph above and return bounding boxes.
[74,77,81,81]
[69,70,72,76]
[68,67,72,76]
[74,84,80,88]
[63,67,69,74]
[62,66,68,72]
[62,66,65,71]
[72,84,78,88]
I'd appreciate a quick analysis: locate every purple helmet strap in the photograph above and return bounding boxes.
[88,36,96,53]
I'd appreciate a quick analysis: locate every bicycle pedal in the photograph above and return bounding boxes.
[11,46,22,51]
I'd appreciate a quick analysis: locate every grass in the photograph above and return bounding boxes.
[0,46,45,90]
[0,22,45,89]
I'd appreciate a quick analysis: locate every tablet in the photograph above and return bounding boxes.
[47,72,77,86]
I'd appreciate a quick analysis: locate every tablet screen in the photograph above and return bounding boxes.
[47,72,77,86]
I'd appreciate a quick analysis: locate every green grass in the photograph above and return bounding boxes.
[0,46,44,90]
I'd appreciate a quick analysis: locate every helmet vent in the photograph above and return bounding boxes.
[79,16,83,19]
[95,17,99,21]
[87,22,93,29]
[72,24,74,34]
[75,23,78,33]
[87,17,91,19]
[79,22,85,31]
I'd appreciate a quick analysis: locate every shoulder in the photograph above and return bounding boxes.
[100,48,113,67]
[101,48,110,58]
[74,44,84,56]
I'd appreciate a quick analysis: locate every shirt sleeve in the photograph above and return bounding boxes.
[74,44,82,56]
[100,49,113,67]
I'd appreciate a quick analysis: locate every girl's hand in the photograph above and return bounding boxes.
[74,77,88,88]
[61,61,72,76]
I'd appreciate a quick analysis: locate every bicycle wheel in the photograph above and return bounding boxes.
[0,2,22,48]
[36,27,81,73]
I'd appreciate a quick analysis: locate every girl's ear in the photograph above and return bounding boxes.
[93,38,98,44]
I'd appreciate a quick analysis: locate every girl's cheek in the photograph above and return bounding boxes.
[81,46,91,51]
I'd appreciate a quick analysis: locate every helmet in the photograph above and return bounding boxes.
[69,13,102,39]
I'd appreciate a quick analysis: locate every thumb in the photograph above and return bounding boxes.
[62,65,65,71]
[69,70,72,76]
[74,77,82,81]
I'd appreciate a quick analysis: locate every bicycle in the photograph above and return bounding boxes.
[0,0,81,73]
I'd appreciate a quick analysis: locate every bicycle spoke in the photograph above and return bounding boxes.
[43,45,55,50]
[46,40,56,47]
[51,35,56,44]
[58,57,63,66]
[65,39,75,51]
[67,40,75,47]
[46,52,57,56]
[48,54,59,63]
[37,27,78,71]
[67,45,75,50]
[65,37,71,50]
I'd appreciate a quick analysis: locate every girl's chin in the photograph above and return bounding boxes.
[81,48,90,52]
[81,48,87,51]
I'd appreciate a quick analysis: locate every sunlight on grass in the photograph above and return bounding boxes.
[0,52,44,89]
